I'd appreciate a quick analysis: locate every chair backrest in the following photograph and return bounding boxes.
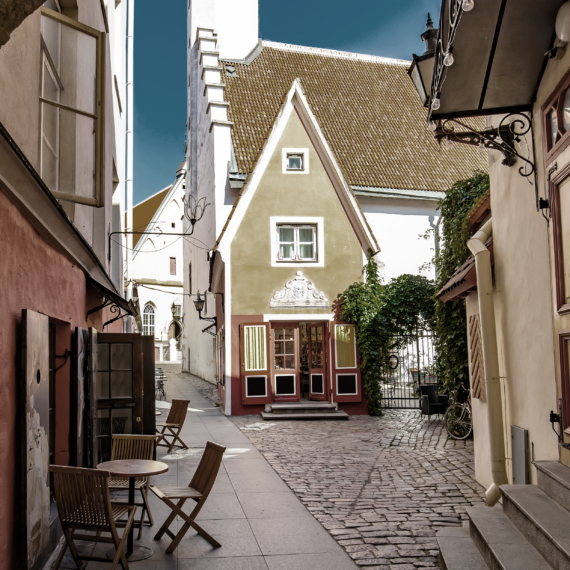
[190,441,226,496]
[419,384,438,403]
[166,399,190,426]
[50,465,114,528]
[111,434,156,461]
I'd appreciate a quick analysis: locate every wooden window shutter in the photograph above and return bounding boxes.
[331,322,361,403]
[170,257,176,275]
[240,323,271,405]
[468,315,486,401]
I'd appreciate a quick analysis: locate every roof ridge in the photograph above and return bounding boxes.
[260,40,411,66]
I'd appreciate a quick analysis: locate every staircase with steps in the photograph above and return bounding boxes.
[439,460,570,570]
[261,401,349,420]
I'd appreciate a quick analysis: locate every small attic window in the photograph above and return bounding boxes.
[287,153,303,171]
[225,65,236,77]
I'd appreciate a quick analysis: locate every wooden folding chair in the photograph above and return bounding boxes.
[156,399,190,453]
[150,441,226,553]
[50,465,136,570]
[109,434,157,539]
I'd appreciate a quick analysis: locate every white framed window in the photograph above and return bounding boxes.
[40,8,105,206]
[143,304,155,337]
[277,225,317,262]
[282,148,309,174]
[270,217,324,267]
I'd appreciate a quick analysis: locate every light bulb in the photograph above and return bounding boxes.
[431,97,441,111]
[462,0,474,11]
[444,50,454,67]
[428,121,438,132]
[478,138,486,150]
[445,137,454,148]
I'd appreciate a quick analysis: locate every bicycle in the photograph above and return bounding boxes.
[444,385,472,440]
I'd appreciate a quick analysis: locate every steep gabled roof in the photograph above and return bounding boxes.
[130,186,171,248]
[213,79,378,256]
[221,41,487,193]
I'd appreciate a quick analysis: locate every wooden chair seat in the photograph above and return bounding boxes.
[151,441,225,554]
[109,434,157,539]
[156,399,190,453]
[50,465,136,570]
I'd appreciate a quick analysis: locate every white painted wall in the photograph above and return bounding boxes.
[358,196,440,282]
[132,176,185,359]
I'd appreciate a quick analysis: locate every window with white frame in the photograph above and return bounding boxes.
[40,8,104,206]
[286,153,303,171]
[143,304,155,337]
[277,225,317,262]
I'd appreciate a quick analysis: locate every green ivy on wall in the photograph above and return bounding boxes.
[337,253,436,415]
[434,171,490,394]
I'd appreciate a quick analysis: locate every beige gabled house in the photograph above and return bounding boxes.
[183,0,486,416]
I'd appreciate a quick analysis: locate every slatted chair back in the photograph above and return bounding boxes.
[166,399,190,426]
[111,434,156,486]
[190,441,226,497]
[51,465,114,529]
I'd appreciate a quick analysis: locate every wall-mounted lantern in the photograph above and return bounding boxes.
[193,291,216,336]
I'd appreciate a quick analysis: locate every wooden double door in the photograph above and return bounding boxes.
[270,322,328,402]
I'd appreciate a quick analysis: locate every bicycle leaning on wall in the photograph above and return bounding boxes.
[444,385,472,440]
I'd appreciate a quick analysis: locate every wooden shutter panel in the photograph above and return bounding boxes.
[240,323,271,405]
[331,322,362,403]
[20,309,50,569]
[468,315,486,401]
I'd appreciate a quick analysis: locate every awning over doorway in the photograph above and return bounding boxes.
[86,276,138,327]
[431,0,564,120]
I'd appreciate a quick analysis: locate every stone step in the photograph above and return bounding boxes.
[270,402,337,412]
[502,484,570,570]
[261,411,349,421]
[437,527,487,570]
[535,461,570,513]
[468,505,551,570]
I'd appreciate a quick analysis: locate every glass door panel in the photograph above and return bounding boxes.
[308,323,327,401]
[272,325,300,401]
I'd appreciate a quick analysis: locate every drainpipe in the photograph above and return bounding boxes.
[467,218,508,506]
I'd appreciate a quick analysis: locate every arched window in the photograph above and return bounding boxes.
[143,303,155,337]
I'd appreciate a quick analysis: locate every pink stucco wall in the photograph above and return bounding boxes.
[0,190,122,567]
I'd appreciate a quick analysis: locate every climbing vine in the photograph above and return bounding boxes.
[337,254,435,415]
[433,171,489,393]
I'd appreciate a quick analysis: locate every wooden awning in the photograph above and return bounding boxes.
[437,239,493,302]
[431,0,564,120]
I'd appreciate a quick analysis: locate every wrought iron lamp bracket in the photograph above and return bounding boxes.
[86,296,130,330]
[550,398,570,450]
[433,113,535,179]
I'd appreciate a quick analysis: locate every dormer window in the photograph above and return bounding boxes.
[282,148,309,174]
[287,153,303,171]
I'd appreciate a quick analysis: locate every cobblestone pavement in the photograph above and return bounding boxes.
[231,410,486,570]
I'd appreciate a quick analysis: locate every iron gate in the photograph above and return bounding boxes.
[380,331,437,409]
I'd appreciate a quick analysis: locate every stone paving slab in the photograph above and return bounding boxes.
[231,409,486,569]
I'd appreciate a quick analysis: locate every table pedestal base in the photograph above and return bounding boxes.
[106,545,153,562]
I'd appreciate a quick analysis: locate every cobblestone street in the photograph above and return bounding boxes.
[230,410,486,570]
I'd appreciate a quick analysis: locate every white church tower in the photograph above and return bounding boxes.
[182,0,259,382]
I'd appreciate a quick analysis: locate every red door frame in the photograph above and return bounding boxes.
[270,322,300,402]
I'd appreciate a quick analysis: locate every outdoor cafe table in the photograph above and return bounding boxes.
[97,459,169,561]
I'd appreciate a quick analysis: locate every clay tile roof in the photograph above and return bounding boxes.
[220,42,488,193]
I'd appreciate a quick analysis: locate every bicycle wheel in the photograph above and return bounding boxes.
[445,403,473,440]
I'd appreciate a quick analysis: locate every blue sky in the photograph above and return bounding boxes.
[133,0,440,204]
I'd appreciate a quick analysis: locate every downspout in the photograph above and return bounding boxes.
[467,218,508,506]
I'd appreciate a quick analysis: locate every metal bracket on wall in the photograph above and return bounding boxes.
[432,113,535,179]
[86,296,131,330]
[550,398,570,450]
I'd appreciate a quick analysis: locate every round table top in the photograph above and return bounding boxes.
[97,459,169,477]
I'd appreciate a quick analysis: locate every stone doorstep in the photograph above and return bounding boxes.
[535,460,570,513]
[436,527,487,570]
[261,411,349,420]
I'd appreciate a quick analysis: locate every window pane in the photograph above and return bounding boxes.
[563,89,570,133]
[275,328,284,340]
[41,15,60,73]
[551,108,558,148]
[285,341,294,354]
[285,356,294,369]
[284,328,294,340]
[41,138,58,191]
[57,106,96,198]
[288,155,302,170]
[558,179,570,304]
[298,228,314,242]
[43,62,59,103]
[299,244,314,259]
[245,326,266,371]
[275,356,284,370]
[279,243,294,259]
[279,227,294,242]
[274,341,283,355]
[336,324,356,368]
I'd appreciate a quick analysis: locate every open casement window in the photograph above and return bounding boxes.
[551,168,570,314]
[40,8,105,206]
[240,323,271,405]
[215,326,225,386]
[271,324,300,402]
[330,322,361,403]
[560,330,570,432]
[543,68,570,163]
[277,225,317,262]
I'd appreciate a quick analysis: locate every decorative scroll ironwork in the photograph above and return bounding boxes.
[86,296,132,330]
[432,113,535,178]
